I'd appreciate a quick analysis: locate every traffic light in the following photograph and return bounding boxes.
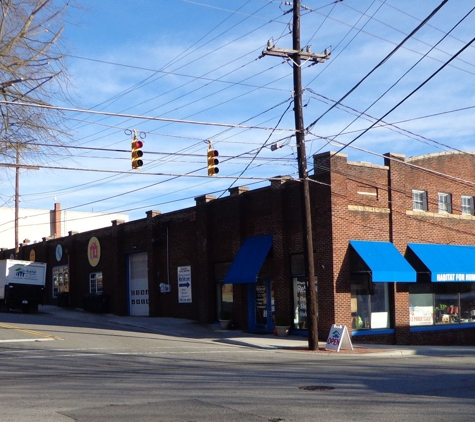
[207,145,219,176]
[131,138,144,169]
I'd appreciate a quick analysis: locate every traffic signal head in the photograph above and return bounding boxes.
[207,147,219,176]
[132,139,144,169]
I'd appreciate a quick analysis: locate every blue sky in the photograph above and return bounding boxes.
[6,0,475,222]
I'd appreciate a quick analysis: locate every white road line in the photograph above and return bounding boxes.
[0,338,55,343]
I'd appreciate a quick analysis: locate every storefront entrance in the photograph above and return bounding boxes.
[248,279,274,333]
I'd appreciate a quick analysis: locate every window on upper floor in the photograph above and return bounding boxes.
[461,195,474,215]
[412,190,428,211]
[438,192,452,213]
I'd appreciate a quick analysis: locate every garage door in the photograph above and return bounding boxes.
[129,252,149,316]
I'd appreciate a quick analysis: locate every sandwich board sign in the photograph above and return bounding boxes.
[325,324,353,352]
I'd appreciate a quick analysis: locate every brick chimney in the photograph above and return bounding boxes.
[53,203,61,238]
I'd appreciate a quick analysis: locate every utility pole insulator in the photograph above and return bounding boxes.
[261,43,331,64]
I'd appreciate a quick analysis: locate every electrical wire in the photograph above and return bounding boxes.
[319,5,475,157]
[217,98,294,198]
[305,0,449,134]
[331,36,475,157]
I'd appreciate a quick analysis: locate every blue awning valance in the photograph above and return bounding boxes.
[407,243,475,282]
[224,235,272,284]
[350,240,416,282]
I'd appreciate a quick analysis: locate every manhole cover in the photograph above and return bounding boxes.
[299,385,335,391]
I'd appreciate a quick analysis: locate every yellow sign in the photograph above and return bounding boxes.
[88,236,101,267]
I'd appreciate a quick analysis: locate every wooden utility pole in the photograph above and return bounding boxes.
[15,145,19,254]
[261,0,330,350]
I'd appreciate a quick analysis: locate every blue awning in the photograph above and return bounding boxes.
[224,235,273,284]
[349,240,417,282]
[407,243,475,282]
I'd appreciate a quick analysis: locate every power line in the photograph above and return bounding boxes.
[332,36,475,156]
[318,5,475,156]
[305,0,449,133]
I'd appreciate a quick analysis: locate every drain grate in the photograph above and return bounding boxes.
[299,385,335,391]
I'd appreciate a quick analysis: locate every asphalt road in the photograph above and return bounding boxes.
[1,307,475,422]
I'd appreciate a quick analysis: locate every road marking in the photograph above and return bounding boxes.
[0,322,62,340]
[0,338,55,343]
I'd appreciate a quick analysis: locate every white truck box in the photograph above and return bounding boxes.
[0,260,47,312]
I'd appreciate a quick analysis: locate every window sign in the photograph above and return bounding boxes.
[178,266,192,303]
[293,276,318,329]
[255,281,267,323]
[410,306,434,326]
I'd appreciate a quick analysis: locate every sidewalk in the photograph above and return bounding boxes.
[41,305,475,358]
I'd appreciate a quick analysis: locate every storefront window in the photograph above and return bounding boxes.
[89,272,103,294]
[460,284,475,323]
[351,275,390,330]
[293,277,307,329]
[409,283,434,326]
[220,283,233,319]
[215,262,233,320]
[434,284,458,324]
[409,283,475,326]
[255,281,268,325]
[291,253,317,330]
[52,265,69,298]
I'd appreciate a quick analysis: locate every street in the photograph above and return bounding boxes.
[0,307,474,422]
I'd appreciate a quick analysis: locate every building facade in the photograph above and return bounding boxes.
[5,151,475,346]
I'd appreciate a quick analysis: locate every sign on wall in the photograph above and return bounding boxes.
[56,244,63,261]
[88,236,101,267]
[178,265,192,303]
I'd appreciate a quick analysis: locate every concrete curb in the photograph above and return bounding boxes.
[41,305,475,357]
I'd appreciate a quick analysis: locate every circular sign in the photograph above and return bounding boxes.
[87,236,101,267]
[55,244,63,262]
[29,249,36,262]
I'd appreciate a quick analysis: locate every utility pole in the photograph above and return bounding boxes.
[261,0,330,350]
[15,144,19,255]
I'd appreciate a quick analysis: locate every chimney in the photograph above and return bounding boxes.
[53,203,61,238]
[229,186,249,197]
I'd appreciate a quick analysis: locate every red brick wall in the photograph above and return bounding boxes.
[8,150,475,346]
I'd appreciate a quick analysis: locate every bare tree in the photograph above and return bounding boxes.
[0,0,72,165]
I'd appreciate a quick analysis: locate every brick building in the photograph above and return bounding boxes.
[5,150,475,346]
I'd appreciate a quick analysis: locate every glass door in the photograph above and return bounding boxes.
[248,279,274,333]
